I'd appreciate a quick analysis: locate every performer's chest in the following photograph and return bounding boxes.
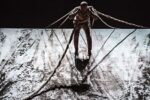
[77,11,90,20]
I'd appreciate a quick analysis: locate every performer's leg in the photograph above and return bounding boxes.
[74,26,81,56]
[83,24,92,56]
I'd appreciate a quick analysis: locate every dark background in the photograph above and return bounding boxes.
[0,0,149,28]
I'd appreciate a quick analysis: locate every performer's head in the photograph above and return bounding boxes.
[80,1,88,12]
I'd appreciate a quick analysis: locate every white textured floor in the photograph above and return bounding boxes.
[0,29,150,100]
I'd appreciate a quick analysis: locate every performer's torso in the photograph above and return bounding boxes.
[74,7,91,23]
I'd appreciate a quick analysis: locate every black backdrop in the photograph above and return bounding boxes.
[0,0,149,28]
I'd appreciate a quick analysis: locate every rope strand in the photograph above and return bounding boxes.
[97,11,146,28]
[58,16,69,28]
[24,27,76,100]
[97,15,115,28]
[46,10,72,28]
[82,29,137,83]
[90,29,115,66]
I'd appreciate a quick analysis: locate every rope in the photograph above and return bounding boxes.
[97,11,146,28]
[46,10,72,28]
[53,31,72,65]
[24,11,74,99]
[58,16,69,28]
[62,29,74,60]
[92,7,115,28]
[24,27,77,100]
[82,29,137,83]
[90,29,115,66]
[97,15,115,28]
[91,19,95,27]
